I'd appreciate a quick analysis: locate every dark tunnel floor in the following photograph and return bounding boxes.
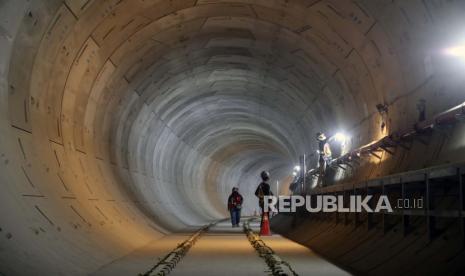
[93,220,349,275]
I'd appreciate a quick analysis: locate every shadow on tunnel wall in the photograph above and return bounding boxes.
[272,203,465,276]
[272,160,465,275]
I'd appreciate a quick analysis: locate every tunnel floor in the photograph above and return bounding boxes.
[92,219,349,276]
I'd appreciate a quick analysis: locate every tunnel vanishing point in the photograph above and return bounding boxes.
[1,0,465,275]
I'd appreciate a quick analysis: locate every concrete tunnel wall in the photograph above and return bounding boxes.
[1,0,465,274]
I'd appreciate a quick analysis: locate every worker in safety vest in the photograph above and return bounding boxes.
[227,187,243,227]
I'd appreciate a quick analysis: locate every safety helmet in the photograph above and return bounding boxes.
[316,132,326,141]
[260,171,270,181]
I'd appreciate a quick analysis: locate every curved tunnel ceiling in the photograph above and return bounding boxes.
[2,0,465,274]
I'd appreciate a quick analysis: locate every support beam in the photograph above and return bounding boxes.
[459,168,465,248]
[401,177,410,236]
[425,173,435,241]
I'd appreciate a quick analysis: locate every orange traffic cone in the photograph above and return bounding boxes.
[259,212,271,236]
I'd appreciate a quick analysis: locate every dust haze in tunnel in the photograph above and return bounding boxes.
[2,0,465,274]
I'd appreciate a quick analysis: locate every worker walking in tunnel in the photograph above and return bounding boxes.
[227,187,243,227]
[316,132,332,187]
[255,171,273,235]
[255,171,273,214]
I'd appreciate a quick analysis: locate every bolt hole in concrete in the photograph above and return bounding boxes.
[1,0,465,275]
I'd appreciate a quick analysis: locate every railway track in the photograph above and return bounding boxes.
[140,219,301,276]
[140,224,212,276]
[243,219,299,276]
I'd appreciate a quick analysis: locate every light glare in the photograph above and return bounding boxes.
[334,132,349,143]
[443,45,465,57]
[294,165,301,172]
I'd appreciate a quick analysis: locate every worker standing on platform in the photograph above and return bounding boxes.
[316,132,332,185]
[255,171,273,214]
[227,187,243,227]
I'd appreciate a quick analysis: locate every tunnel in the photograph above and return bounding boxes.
[1,0,465,275]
